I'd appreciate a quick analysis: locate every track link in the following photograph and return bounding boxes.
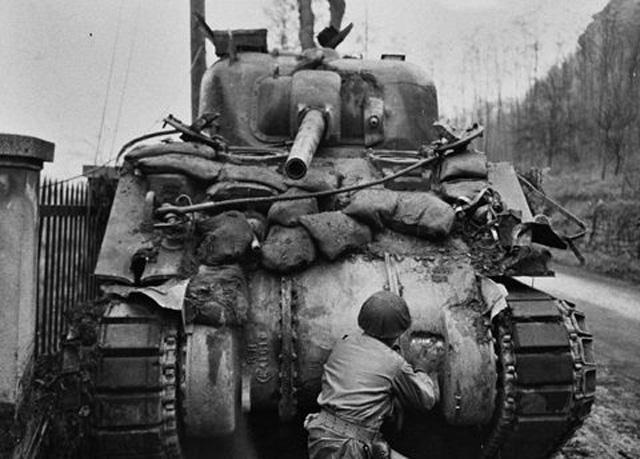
[93,298,183,459]
[482,278,596,459]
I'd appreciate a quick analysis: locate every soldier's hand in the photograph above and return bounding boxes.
[407,336,445,376]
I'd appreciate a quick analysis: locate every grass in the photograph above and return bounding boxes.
[0,404,19,459]
[552,247,640,283]
[543,172,624,202]
[1,299,106,459]
[536,170,640,283]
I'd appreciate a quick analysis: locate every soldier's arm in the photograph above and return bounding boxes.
[390,360,439,410]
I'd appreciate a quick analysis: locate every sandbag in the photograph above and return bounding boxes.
[184,264,249,326]
[438,179,488,203]
[197,211,254,264]
[439,149,488,181]
[261,225,317,272]
[206,181,278,203]
[219,164,287,191]
[342,188,398,230]
[267,188,319,227]
[284,168,341,192]
[135,154,223,182]
[127,141,217,161]
[300,212,372,260]
[388,192,455,239]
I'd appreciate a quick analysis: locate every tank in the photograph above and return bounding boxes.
[90,29,596,459]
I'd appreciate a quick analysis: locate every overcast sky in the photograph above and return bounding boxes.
[0,0,607,178]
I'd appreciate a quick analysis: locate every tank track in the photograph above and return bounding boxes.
[481,278,596,459]
[93,299,183,459]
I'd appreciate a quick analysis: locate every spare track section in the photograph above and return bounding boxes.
[93,299,183,459]
[482,278,596,459]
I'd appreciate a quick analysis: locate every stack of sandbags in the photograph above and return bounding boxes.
[260,188,319,272]
[436,149,489,202]
[184,264,249,326]
[343,188,455,239]
[285,167,342,210]
[206,164,287,206]
[389,192,455,239]
[300,212,372,261]
[342,188,398,230]
[218,164,287,191]
[133,153,223,181]
[196,211,255,265]
[261,225,317,271]
[128,142,221,181]
[267,188,319,226]
[283,168,341,192]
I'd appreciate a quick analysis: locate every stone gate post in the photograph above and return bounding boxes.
[0,134,54,411]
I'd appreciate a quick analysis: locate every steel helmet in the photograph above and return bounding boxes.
[357,291,411,339]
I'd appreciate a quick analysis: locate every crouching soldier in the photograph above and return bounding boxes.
[305,291,440,459]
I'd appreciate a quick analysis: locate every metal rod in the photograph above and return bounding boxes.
[68,184,78,321]
[71,184,81,307]
[87,186,96,299]
[517,174,587,240]
[80,184,89,303]
[44,181,55,354]
[52,182,63,353]
[37,180,49,355]
[58,183,70,351]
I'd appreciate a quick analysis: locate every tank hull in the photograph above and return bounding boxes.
[92,277,594,459]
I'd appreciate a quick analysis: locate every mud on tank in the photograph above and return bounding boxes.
[91,28,596,459]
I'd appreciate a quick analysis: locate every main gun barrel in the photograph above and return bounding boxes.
[284,109,326,180]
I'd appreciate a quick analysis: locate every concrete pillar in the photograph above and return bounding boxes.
[0,134,54,409]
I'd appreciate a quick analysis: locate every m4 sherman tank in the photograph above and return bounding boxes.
[91,28,595,459]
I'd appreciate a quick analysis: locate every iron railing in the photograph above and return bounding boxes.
[35,179,113,356]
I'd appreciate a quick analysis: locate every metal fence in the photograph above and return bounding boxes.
[35,178,114,356]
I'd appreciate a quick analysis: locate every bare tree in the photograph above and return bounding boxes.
[265,0,300,51]
[510,2,640,178]
[626,16,640,176]
[581,8,640,180]
[297,0,315,50]
[268,0,345,51]
[517,62,575,169]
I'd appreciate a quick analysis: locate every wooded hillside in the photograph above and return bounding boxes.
[485,0,640,187]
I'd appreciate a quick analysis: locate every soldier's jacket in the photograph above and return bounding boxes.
[306,333,438,458]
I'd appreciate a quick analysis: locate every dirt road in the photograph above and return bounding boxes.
[517,264,640,459]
